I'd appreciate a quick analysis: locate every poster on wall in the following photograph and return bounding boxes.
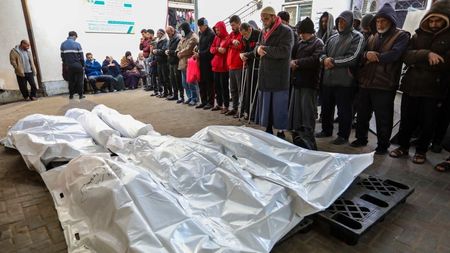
[85,0,135,34]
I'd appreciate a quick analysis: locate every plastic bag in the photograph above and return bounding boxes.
[186,57,200,84]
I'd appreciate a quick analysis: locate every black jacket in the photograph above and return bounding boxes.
[292,36,324,89]
[198,27,215,67]
[256,22,294,92]
[243,29,261,68]
[154,35,169,63]
[167,34,181,65]
[400,0,450,98]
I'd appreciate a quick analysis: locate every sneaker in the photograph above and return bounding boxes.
[375,147,388,155]
[195,103,206,109]
[225,109,237,116]
[350,139,368,147]
[203,104,212,110]
[211,105,222,111]
[332,137,348,145]
[315,131,332,138]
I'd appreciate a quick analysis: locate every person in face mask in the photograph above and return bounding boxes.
[352,3,410,155]
[175,22,199,105]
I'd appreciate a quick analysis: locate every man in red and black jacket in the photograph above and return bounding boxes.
[223,15,244,116]
[239,22,261,120]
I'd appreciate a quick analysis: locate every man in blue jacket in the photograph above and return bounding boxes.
[84,52,116,93]
[60,31,84,99]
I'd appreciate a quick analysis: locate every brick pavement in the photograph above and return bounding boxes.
[1,90,449,252]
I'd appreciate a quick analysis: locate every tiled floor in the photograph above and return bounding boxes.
[1,90,449,252]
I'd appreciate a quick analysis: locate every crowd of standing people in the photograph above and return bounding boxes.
[12,1,449,171]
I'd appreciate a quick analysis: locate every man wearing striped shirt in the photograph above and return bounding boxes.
[60,31,85,99]
[316,10,365,145]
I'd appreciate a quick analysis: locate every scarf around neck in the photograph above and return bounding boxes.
[263,16,282,41]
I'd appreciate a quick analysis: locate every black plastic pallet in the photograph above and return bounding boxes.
[317,174,414,245]
[276,217,313,245]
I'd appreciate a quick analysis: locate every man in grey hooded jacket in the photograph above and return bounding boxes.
[317,10,365,145]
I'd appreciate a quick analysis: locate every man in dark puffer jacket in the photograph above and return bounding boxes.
[390,0,450,164]
[351,3,410,155]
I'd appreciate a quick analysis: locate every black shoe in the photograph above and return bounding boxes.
[276,131,286,139]
[79,95,86,99]
[315,132,332,138]
[177,98,184,104]
[69,95,74,99]
[93,90,99,94]
[150,93,158,96]
[350,139,368,147]
[203,104,212,110]
[168,96,178,101]
[332,137,348,145]
[195,103,206,109]
[375,147,388,155]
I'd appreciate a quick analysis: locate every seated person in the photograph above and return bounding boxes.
[85,52,116,93]
[102,56,125,91]
[120,51,140,89]
[135,52,148,88]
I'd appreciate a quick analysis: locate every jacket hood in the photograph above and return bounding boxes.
[213,21,229,39]
[335,11,354,34]
[419,0,450,34]
[370,3,398,33]
[318,12,335,35]
[180,22,192,37]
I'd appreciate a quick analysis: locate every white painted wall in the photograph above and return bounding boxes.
[0,0,29,90]
[198,0,284,30]
[25,0,167,83]
[311,0,352,29]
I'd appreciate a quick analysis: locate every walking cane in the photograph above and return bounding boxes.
[248,57,256,124]
[237,63,247,121]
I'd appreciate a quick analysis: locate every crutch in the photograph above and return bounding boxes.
[248,69,260,125]
[247,57,256,124]
[238,63,248,121]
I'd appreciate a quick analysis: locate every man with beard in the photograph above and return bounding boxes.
[254,6,294,138]
[390,0,450,164]
[239,22,261,120]
[351,3,410,155]
[165,26,182,101]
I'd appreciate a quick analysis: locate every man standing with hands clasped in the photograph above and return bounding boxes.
[254,6,294,138]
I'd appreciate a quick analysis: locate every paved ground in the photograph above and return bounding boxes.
[0,89,449,253]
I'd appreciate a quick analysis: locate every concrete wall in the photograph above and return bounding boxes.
[0,1,29,91]
[11,0,167,96]
[198,0,284,29]
[311,0,352,29]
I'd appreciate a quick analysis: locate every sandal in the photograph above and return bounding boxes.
[412,153,426,164]
[435,157,450,172]
[389,147,408,158]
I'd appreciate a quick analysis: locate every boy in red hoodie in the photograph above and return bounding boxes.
[210,21,230,114]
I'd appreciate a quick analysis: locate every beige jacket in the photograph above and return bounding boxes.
[176,32,198,71]
[9,46,36,77]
